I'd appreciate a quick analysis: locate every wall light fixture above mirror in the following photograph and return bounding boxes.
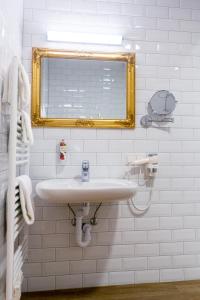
[32,48,135,128]
[47,31,123,45]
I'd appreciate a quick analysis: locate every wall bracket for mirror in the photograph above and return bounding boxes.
[140,90,177,128]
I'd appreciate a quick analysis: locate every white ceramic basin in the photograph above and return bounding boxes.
[36,178,137,204]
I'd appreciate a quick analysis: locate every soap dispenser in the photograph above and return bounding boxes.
[59,139,67,161]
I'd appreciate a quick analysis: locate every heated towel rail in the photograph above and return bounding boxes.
[6,57,29,300]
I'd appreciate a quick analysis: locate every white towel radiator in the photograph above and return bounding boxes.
[6,57,29,300]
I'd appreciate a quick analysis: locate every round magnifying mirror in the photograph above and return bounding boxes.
[147,90,176,117]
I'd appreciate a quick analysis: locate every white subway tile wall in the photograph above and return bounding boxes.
[22,0,200,292]
[0,0,23,297]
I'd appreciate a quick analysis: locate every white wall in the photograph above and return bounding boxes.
[23,0,200,292]
[0,0,23,297]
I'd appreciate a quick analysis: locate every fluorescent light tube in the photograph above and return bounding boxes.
[47,31,122,45]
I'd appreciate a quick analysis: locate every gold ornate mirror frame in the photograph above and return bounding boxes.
[32,48,135,128]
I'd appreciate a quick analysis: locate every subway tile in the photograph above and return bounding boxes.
[84,140,109,152]
[43,128,70,139]
[42,234,69,248]
[146,78,170,90]
[184,242,200,254]
[180,20,200,32]
[90,166,109,178]
[24,0,45,8]
[43,207,69,220]
[97,153,122,166]
[56,166,80,178]
[98,205,120,219]
[30,166,56,179]
[97,1,121,15]
[28,276,55,292]
[31,140,57,153]
[148,256,172,269]
[172,255,197,268]
[28,235,42,249]
[181,0,200,9]
[71,129,96,140]
[160,217,183,229]
[170,7,191,20]
[43,261,70,276]
[146,54,169,66]
[96,129,122,139]
[45,0,71,11]
[109,245,134,258]
[169,31,191,43]
[146,204,172,217]
[56,247,83,261]
[146,6,169,18]
[68,140,84,153]
[97,259,122,272]
[157,18,180,30]
[30,153,44,166]
[122,257,147,271]
[56,274,82,289]
[135,218,159,231]
[71,0,97,13]
[148,230,172,242]
[28,248,55,262]
[133,17,157,29]
[172,204,195,216]
[109,140,134,153]
[135,0,156,4]
[135,244,159,257]
[122,4,145,16]
[157,0,180,7]
[56,220,74,234]
[160,242,184,255]
[160,269,184,282]
[83,273,108,287]
[184,216,200,228]
[192,9,200,20]
[96,231,122,245]
[135,270,159,283]
[184,268,200,280]
[83,246,109,259]
[70,260,96,274]
[23,263,42,277]
[122,231,147,244]
[30,221,56,235]
[70,153,96,165]
[109,271,134,285]
[109,218,134,231]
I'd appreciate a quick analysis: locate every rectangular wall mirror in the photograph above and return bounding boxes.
[32,48,135,128]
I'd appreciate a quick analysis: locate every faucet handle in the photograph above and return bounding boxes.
[82,160,89,170]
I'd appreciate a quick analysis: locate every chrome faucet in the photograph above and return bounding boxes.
[82,160,89,182]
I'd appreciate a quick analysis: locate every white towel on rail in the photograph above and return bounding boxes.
[18,62,31,111]
[2,57,34,145]
[13,270,23,300]
[17,175,35,225]
[2,57,30,111]
[21,110,34,145]
[1,58,16,114]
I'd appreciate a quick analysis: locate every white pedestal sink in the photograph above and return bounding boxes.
[36,178,137,204]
